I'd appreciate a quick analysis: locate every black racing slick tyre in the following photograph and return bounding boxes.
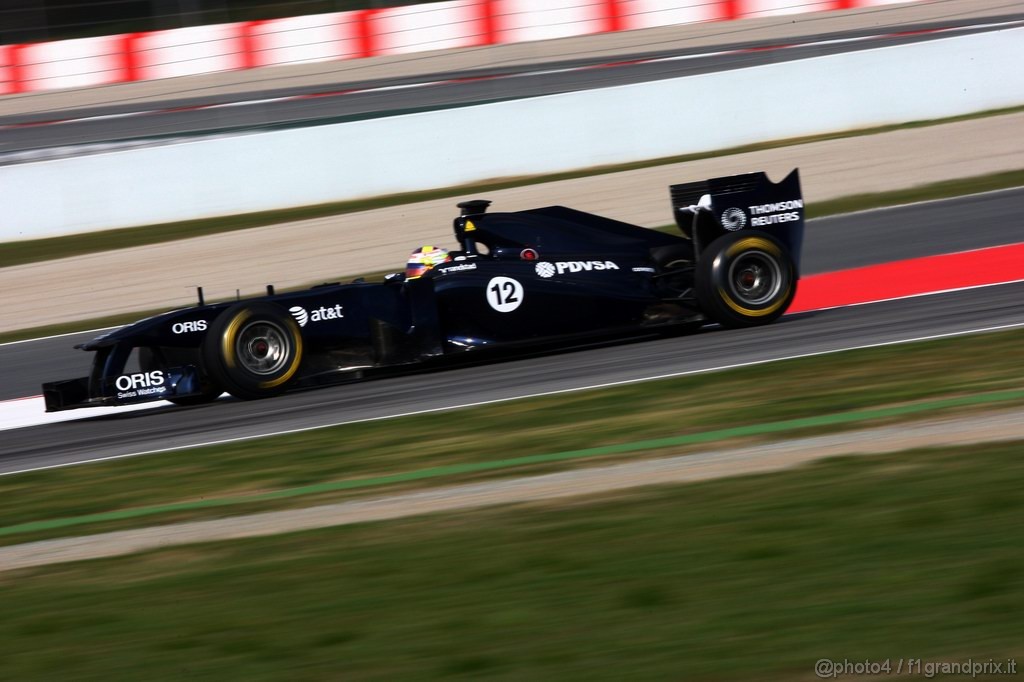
[139,346,222,406]
[695,232,797,328]
[201,302,304,400]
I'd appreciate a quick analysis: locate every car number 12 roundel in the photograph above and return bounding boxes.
[486,277,524,312]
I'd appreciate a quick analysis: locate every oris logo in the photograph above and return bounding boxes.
[115,371,166,398]
[172,320,207,334]
[289,304,344,328]
[536,261,619,278]
[721,208,747,231]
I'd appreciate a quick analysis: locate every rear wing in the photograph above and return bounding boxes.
[670,168,804,268]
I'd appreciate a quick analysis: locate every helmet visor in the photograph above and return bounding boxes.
[406,262,432,279]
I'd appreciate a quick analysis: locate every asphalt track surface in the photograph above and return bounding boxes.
[1,14,1020,159]
[2,189,1022,473]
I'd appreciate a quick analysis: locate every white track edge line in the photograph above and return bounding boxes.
[811,185,1024,221]
[4,319,1024,478]
[0,326,119,348]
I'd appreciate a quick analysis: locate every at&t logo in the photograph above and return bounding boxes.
[290,305,344,327]
[289,306,309,327]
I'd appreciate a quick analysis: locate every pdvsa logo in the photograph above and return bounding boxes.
[536,261,619,277]
[289,304,344,327]
[172,320,207,334]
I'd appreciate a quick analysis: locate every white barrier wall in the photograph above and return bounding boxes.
[2,27,1022,240]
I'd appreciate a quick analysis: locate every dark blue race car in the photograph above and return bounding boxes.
[44,169,804,411]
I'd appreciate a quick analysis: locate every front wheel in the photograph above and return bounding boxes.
[695,232,797,328]
[202,302,304,400]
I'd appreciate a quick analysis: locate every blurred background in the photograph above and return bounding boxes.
[1,0,447,42]
[1,0,1023,677]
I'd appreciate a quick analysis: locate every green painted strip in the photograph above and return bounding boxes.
[3,388,1023,538]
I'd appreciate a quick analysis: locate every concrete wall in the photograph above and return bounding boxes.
[2,26,1021,241]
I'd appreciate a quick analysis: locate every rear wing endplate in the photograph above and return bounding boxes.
[670,168,804,267]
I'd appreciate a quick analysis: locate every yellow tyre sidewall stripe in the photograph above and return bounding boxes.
[220,309,303,389]
[220,310,251,371]
[718,237,790,318]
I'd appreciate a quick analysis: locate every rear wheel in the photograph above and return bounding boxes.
[202,302,304,400]
[695,232,796,328]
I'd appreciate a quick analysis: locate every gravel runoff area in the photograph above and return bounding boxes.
[2,408,1022,572]
[3,111,1024,334]
[0,0,1010,120]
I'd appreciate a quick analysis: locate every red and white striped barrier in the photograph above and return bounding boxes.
[0,45,14,95]
[368,1,492,56]
[247,12,365,66]
[134,23,248,80]
[1,0,919,95]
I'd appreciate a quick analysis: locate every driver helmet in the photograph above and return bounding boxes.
[406,245,451,279]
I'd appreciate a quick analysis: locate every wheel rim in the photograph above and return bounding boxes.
[727,250,783,306]
[235,320,291,376]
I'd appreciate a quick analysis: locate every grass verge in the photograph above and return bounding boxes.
[3,105,1022,272]
[2,166,1023,346]
[1,439,1022,680]
[2,326,1024,546]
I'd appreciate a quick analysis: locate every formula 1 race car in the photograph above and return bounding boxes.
[43,169,805,411]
